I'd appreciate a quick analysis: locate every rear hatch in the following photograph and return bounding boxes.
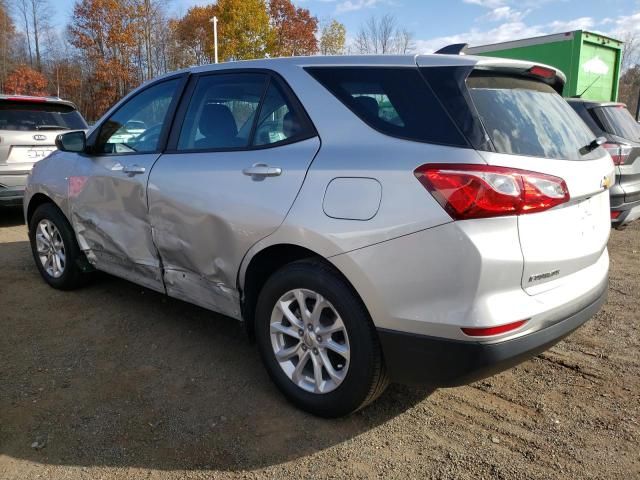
[0,98,87,171]
[591,104,640,205]
[417,57,614,294]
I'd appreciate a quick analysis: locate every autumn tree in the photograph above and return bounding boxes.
[5,64,47,95]
[133,0,169,81]
[320,19,346,55]
[619,66,640,119]
[216,0,270,61]
[68,0,140,120]
[0,0,16,91]
[14,0,52,71]
[268,0,318,57]
[170,4,217,67]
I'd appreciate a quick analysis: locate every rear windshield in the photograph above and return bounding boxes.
[306,67,467,147]
[594,105,640,142]
[467,75,599,160]
[0,101,88,131]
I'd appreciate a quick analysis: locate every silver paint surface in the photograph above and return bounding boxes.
[24,54,612,345]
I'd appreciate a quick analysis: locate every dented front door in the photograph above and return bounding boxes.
[70,152,165,292]
[69,77,184,293]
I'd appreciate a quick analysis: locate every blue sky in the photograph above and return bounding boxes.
[51,0,640,52]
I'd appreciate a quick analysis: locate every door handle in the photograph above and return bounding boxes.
[242,164,282,178]
[123,164,146,176]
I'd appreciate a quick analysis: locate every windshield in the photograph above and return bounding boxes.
[467,75,599,160]
[0,101,88,131]
[594,105,640,142]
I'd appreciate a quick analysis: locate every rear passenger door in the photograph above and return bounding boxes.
[147,70,320,318]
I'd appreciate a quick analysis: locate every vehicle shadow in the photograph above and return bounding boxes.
[0,238,434,472]
[0,206,25,227]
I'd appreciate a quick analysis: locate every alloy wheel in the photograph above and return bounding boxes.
[35,219,66,279]
[270,288,350,394]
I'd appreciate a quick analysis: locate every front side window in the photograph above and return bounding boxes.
[95,78,180,154]
[177,73,267,151]
[467,74,599,160]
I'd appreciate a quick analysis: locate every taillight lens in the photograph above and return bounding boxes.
[603,142,632,165]
[414,164,570,220]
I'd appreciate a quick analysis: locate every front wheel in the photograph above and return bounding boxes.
[255,259,389,417]
[29,203,87,290]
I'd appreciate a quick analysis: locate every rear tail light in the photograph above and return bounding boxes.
[414,164,570,220]
[461,320,528,337]
[611,211,622,220]
[603,142,632,166]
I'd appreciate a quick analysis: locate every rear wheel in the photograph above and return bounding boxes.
[255,259,388,417]
[29,203,87,290]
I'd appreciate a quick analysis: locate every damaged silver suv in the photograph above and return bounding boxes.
[24,55,612,417]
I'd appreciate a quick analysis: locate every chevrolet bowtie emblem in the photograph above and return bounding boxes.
[601,176,612,190]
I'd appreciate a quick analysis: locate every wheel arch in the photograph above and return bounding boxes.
[26,193,60,227]
[239,243,371,340]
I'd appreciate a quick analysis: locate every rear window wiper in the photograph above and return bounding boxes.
[579,136,606,156]
[36,125,70,131]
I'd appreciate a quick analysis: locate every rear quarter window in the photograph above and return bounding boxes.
[593,105,640,143]
[305,67,468,147]
[467,74,599,160]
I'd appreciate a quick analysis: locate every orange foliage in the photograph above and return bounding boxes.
[68,0,139,119]
[171,5,218,66]
[269,0,318,57]
[5,65,49,96]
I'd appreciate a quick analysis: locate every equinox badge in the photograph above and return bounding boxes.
[528,269,560,283]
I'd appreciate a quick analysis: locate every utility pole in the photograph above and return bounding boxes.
[210,16,219,64]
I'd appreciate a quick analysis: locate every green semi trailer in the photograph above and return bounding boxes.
[466,30,623,102]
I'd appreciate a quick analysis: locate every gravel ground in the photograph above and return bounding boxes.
[0,206,638,479]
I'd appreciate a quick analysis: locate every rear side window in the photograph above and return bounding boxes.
[306,67,467,147]
[0,101,87,131]
[467,74,598,160]
[593,105,640,142]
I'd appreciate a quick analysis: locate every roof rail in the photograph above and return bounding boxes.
[434,43,468,55]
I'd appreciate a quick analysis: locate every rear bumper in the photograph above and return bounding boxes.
[0,185,25,206]
[611,198,640,227]
[378,282,607,387]
[0,172,28,205]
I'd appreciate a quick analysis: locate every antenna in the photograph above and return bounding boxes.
[576,75,601,98]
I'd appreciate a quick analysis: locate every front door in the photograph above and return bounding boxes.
[148,71,320,318]
[69,76,185,292]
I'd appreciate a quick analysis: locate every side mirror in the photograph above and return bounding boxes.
[55,130,86,153]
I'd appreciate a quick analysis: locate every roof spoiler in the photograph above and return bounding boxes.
[434,43,468,55]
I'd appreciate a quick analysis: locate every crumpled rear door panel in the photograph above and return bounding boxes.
[148,137,321,319]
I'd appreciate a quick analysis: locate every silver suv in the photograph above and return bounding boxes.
[24,55,613,417]
[0,95,88,205]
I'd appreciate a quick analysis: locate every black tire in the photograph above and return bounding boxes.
[29,203,87,290]
[255,259,389,417]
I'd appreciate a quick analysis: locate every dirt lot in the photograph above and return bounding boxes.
[0,206,638,480]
